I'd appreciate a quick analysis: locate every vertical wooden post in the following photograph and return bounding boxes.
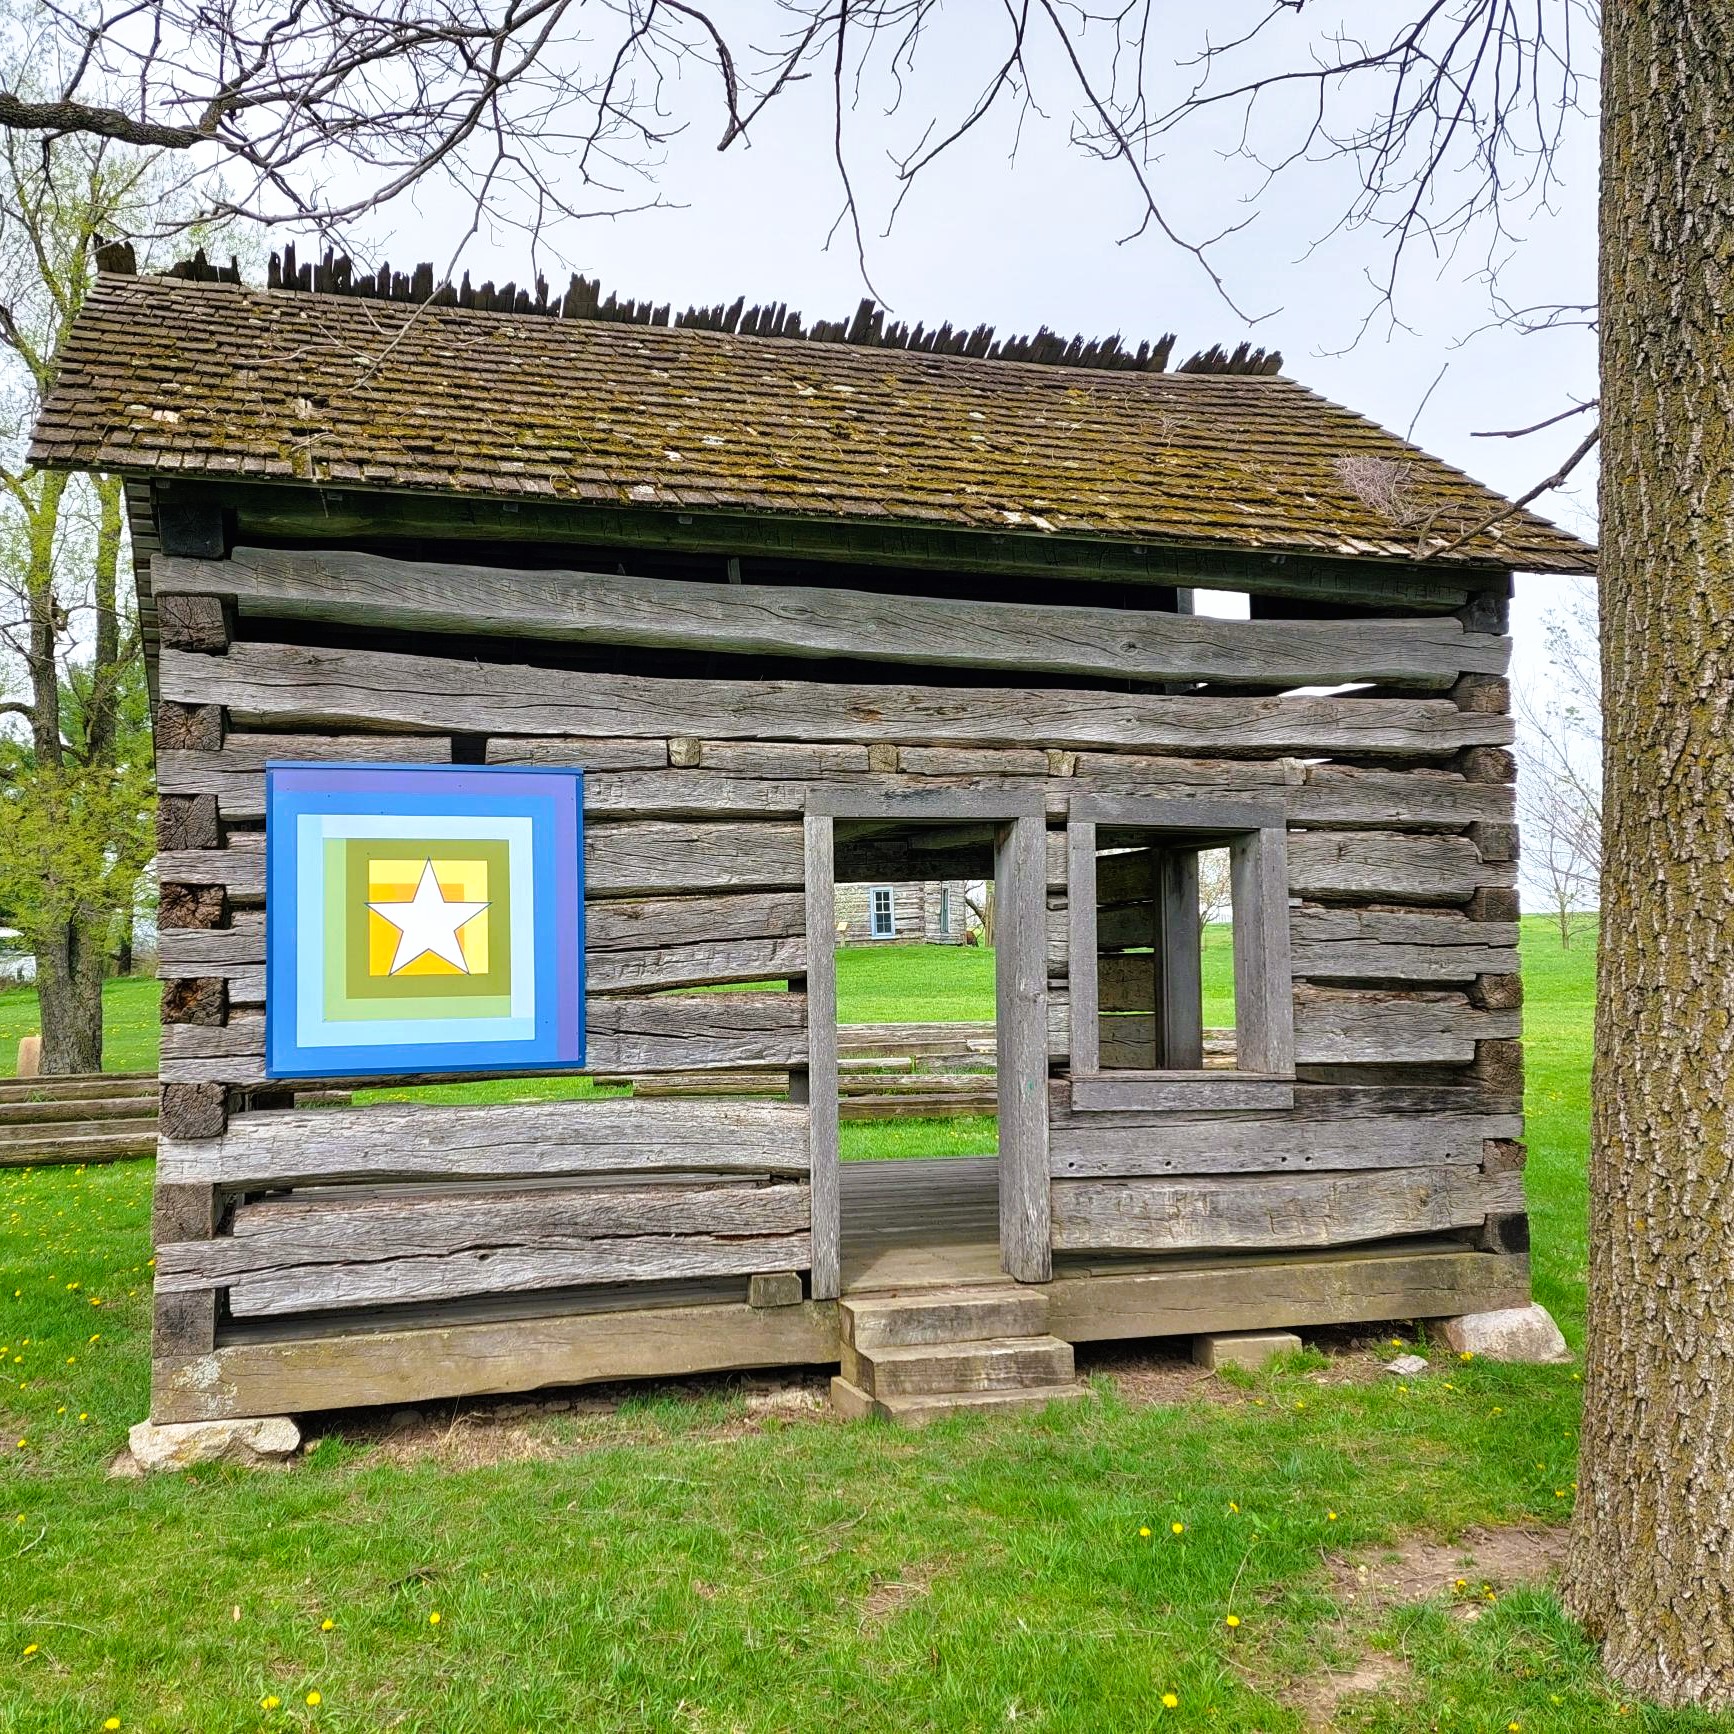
[1231,826,1296,1076]
[1066,819,1100,1076]
[1157,849,1204,1068]
[997,813,1052,1282]
[803,814,841,1300]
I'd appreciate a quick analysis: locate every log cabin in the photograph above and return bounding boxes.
[30,247,1595,1425]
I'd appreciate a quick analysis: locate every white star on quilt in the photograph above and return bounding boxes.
[367,859,490,975]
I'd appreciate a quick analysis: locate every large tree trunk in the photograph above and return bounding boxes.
[1562,3,1734,1706]
[32,919,104,1076]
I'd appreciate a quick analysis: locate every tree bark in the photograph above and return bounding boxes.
[1563,3,1734,1705]
[33,920,103,1075]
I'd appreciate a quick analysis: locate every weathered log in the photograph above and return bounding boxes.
[154,701,224,752]
[159,881,233,928]
[152,1298,840,1424]
[157,993,809,1085]
[161,977,228,1027]
[157,592,229,653]
[1288,908,1521,981]
[161,642,1516,757]
[1049,1109,1523,1177]
[586,936,806,994]
[1050,1166,1525,1252]
[217,1226,814,1317]
[158,1178,812,1312]
[157,1096,812,1187]
[159,1081,227,1141]
[152,546,1510,689]
[1293,986,1521,1064]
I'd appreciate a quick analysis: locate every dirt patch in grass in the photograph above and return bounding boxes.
[1287,1648,1413,1730]
[1325,1523,1568,1616]
[1283,1525,1568,1729]
[860,1559,941,1628]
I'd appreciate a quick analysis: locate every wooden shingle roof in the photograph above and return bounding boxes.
[32,272,1595,574]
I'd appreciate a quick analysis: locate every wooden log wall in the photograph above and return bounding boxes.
[147,534,1527,1371]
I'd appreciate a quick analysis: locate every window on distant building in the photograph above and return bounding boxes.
[938,884,951,934]
[869,885,896,939]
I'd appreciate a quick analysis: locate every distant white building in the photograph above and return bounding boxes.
[835,879,970,945]
[0,929,35,984]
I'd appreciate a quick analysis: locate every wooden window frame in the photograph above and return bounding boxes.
[868,884,897,939]
[1067,796,1295,1114]
[803,790,1051,1292]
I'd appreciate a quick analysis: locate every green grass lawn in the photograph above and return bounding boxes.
[0,974,162,1077]
[5,920,1699,1732]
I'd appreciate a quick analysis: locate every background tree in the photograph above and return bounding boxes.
[1517,579,1601,946]
[0,128,162,1071]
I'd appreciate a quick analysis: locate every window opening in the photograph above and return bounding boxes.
[1067,801,1293,1110]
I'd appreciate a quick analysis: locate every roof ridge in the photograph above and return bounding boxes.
[94,240,1285,380]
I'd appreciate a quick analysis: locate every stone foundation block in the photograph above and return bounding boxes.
[1440,1304,1571,1365]
[1193,1330,1301,1372]
[128,1415,301,1472]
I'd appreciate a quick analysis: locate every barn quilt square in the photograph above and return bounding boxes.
[264,763,584,1079]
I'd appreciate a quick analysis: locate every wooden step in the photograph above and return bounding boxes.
[830,1375,1092,1427]
[845,1334,1075,1398]
[842,1285,1049,1350]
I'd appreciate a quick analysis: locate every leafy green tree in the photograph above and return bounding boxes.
[0,128,161,1070]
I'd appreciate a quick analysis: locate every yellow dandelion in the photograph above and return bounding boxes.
[1225,1614,1241,1629]
[1171,1522,1185,1535]
[1326,1510,1338,1521]
[429,1610,442,1625]
[1555,1489,1567,1499]
[1459,1350,1474,1363]
[1162,1693,1179,1710]
[1227,1501,1240,1513]
[78,1413,88,1423]
[321,1618,335,1631]
[1139,1526,1152,1538]
[1508,1723,1521,1732]
[15,1439,25,1449]
[305,1691,321,1707]
[1294,1398,1306,1409]
[104,1721,120,1731]
[23,1642,38,1656]
[1454,1578,1468,1591]
[260,1696,281,1711]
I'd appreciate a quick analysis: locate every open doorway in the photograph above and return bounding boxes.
[801,795,1050,1299]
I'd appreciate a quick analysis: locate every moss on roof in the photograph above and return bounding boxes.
[30,272,1595,574]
